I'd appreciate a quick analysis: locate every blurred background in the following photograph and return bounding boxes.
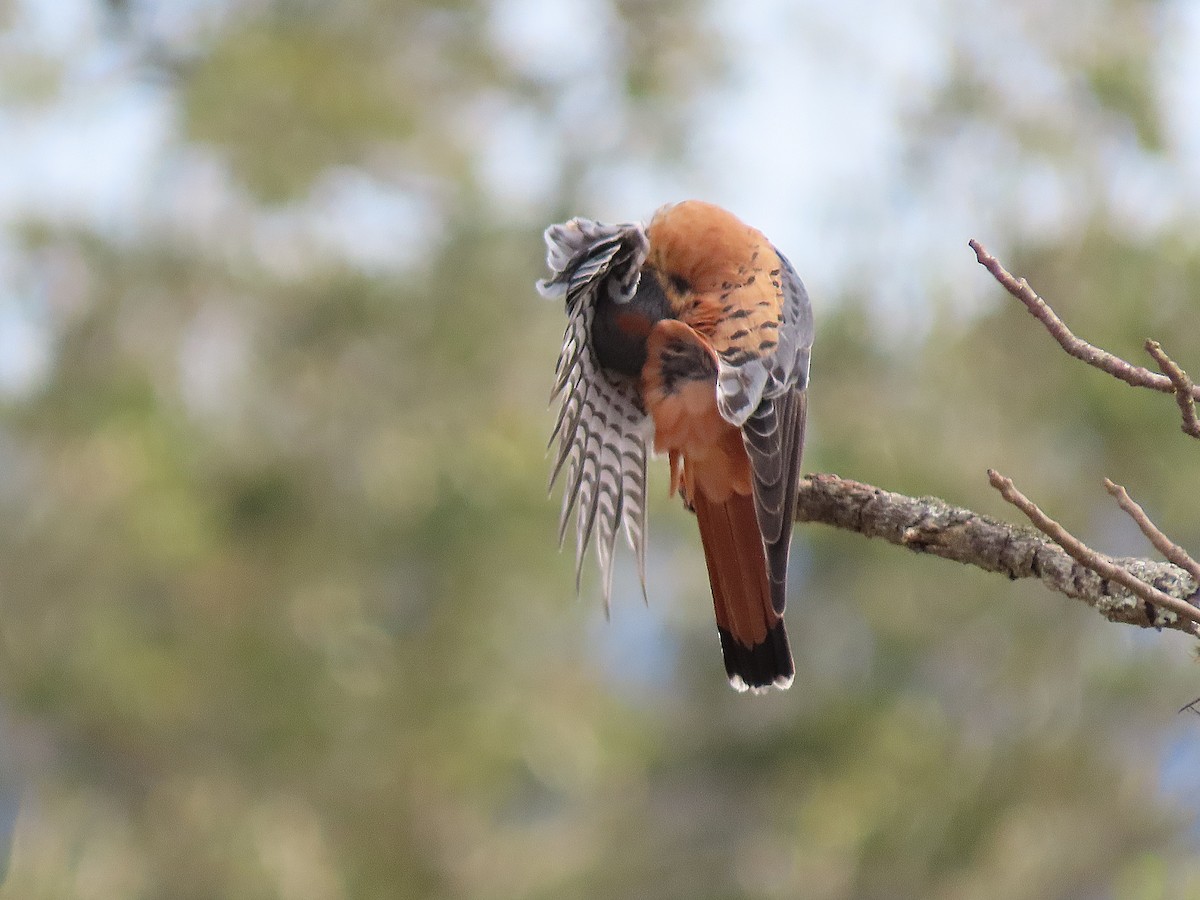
[0,0,1199,897]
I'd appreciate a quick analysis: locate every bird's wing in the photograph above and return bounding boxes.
[538,217,653,612]
[714,247,814,614]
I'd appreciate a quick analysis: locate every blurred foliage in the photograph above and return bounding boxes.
[0,0,1198,898]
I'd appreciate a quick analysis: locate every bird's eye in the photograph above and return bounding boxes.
[668,273,690,294]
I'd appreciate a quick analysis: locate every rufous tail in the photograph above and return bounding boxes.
[692,488,794,692]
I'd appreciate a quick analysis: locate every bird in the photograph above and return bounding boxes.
[537,200,813,693]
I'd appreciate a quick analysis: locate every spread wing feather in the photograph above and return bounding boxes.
[539,218,652,612]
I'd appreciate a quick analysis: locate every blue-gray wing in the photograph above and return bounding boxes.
[538,218,652,612]
[738,248,813,614]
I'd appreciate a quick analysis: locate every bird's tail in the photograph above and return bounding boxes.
[692,488,794,692]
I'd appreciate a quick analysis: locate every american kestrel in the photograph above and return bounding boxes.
[538,201,813,693]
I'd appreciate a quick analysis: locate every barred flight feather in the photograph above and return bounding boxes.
[538,218,652,613]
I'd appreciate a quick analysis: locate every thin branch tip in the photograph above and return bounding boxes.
[1104,476,1200,584]
[1144,339,1200,438]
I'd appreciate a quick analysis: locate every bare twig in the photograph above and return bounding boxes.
[1145,340,1200,439]
[1104,478,1200,586]
[795,473,1200,636]
[969,240,1200,402]
[986,468,1200,632]
[1181,698,1200,717]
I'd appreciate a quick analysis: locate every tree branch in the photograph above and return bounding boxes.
[794,473,1200,637]
[786,244,1200,643]
[988,469,1200,631]
[969,239,1200,406]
